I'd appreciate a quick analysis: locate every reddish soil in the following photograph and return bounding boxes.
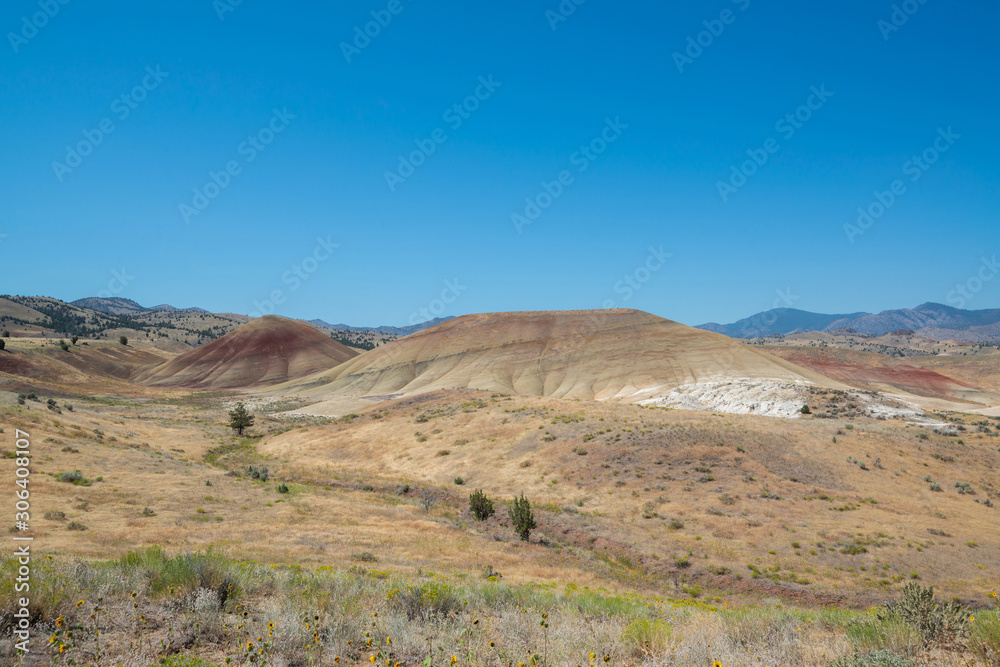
[769,348,983,401]
[135,315,357,389]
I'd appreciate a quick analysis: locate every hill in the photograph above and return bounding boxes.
[278,309,838,414]
[309,316,454,336]
[699,308,866,338]
[70,296,208,315]
[134,315,358,389]
[700,302,1000,342]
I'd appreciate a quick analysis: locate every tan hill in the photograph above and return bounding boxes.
[135,315,357,389]
[277,309,842,413]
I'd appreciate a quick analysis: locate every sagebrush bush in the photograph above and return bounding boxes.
[877,583,971,643]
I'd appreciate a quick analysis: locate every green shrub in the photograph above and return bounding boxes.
[877,583,971,643]
[277,483,290,494]
[508,493,536,542]
[157,656,222,667]
[469,489,495,521]
[56,470,91,486]
[118,548,239,607]
[846,614,921,655]
[969,611,1000,667]
[391,582,463,619]
[621,618,672,655]
[828,649,914,667]
[453,477,464,485]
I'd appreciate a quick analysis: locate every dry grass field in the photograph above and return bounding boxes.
[1,330,999,665]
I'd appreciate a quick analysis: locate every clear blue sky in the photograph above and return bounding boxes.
[2,1,998,326]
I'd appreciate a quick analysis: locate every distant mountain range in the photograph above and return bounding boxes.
[309,317,455,336]
[71,297,208,315]
[699,303,1000,343]
[71,296,452,336]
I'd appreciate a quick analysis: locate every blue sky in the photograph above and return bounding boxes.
[2,0,997,327]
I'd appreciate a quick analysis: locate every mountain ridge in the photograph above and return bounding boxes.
[699,303,1000,342]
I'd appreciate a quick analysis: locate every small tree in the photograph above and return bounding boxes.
[118,335,128,346]
[469,489,495,521]
[71,336,79,345]
[59,339,70,351]
[508,493,537,542]
[0,339,5,351]
[228,402,255,436]
[800,405,811,414]
[1,330,9,337]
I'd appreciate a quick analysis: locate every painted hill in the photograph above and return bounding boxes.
[278,309,837,410]
[135,316,358,389]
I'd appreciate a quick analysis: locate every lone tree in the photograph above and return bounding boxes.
[228,402,255,436]
[800,405,811,415]
[118,335,128,346]
[0,339,5,351]
[71,336,78,345]
[508,493,537,542]
[469,489,495,521]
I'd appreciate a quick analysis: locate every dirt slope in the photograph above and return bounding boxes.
[276,309,839,411]
[135,316,357,389]
[766,346,1000,406]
